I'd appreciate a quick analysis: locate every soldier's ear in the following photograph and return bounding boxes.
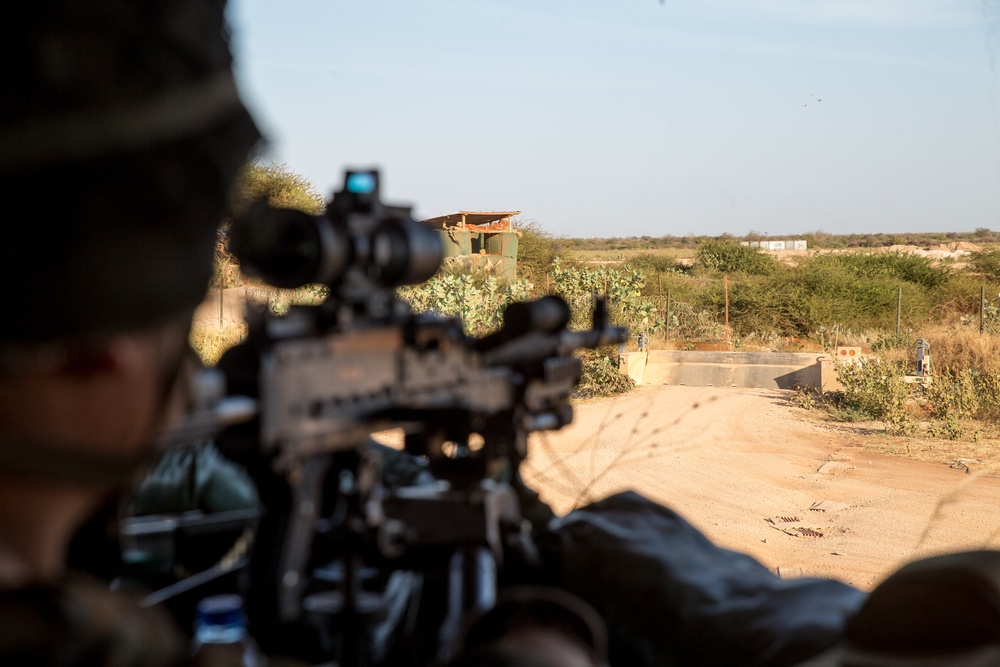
[62,337,137,376]
[62,317,193,379]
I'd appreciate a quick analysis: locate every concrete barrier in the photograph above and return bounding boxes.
[620,350,838,390]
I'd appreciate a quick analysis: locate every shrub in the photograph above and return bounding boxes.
[575,353,635,399]
[926,273,999,323]
[233,162,326,214]
[624,252,687,276]
[696,273,808,338]
[189,320,247,366]
[515,220,562,283]
[214,162,327,289]
[211,235,242,289]
[967,249,1000,280]
[870,331,917,353]
[854,253,950,289]
[696,241,779,275]
[835,357,913,433]
[550,260,662,334]
[398,274,533,336]
[923,369,981,420]
[793,255,937,333]
[975,371,1000,420]
[664,301,725,343]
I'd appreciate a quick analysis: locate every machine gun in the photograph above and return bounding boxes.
[163,170,625,665]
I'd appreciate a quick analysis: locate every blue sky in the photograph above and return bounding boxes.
[230,0,1000,238]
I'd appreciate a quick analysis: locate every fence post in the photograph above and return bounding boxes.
[896,286,903,338]
[724,274,731,347]
[982,285,986,335]
[665,289,671,346]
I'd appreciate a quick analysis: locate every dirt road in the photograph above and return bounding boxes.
[522,386,1000,590]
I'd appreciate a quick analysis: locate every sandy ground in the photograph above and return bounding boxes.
[521,385,1000,591]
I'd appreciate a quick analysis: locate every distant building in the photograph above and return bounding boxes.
[742,239,807,250]
[422,210,521,281]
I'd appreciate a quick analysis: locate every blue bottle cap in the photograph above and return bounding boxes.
[196,594,245,628]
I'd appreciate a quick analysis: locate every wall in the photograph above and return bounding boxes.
[620,350,838,390]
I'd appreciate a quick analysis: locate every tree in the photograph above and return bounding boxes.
[213,163,326,288]
[696,240,778,275]
[232,162,326,214]
[514,219,562,282]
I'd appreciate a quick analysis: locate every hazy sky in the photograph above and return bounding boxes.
[230,0,1000,238]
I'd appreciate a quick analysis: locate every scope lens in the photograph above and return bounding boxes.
[346,172,377,194]
[368,217,443,287]
[231,204,351,289]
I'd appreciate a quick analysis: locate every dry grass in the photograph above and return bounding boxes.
[568,248,696,263]
[730,332,824,353]
[810,322,1000,372]
[189,284,327,366]
[243,284,326,313]
[812,325,874,350]
[189,319,247,366]
[922,324,1000,374]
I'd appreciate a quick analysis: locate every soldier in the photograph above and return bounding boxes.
[0,4,873,666]
[0,1,260,663]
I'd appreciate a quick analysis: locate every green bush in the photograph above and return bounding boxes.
[924,369,980,420]
[624,252,687,275]
[550,260,662,334]
[575,353,635,399]
[663,301,725,343]
[975,371,1000,419]
[926,272,996,321]
[870,331,917,353]
[234,162,326,214]
[792,255,937,333]
[516,221,562,282]
[696,273,807,338]
[215,162,327,289]
[684,248,949,340]
[846,252,949,289]
[922,368,1000,421]
[695,241,779,275]
[836,357,913,433]
[398,274,533,336]
[967,249,1000,280]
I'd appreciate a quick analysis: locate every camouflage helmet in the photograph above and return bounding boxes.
[0,0,261,343]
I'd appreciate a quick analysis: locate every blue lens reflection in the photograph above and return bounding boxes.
[346,172,377,194]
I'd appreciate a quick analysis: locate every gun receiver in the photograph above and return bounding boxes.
[208,170,627,665]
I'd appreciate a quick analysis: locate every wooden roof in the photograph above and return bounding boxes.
[422,211,521,232]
